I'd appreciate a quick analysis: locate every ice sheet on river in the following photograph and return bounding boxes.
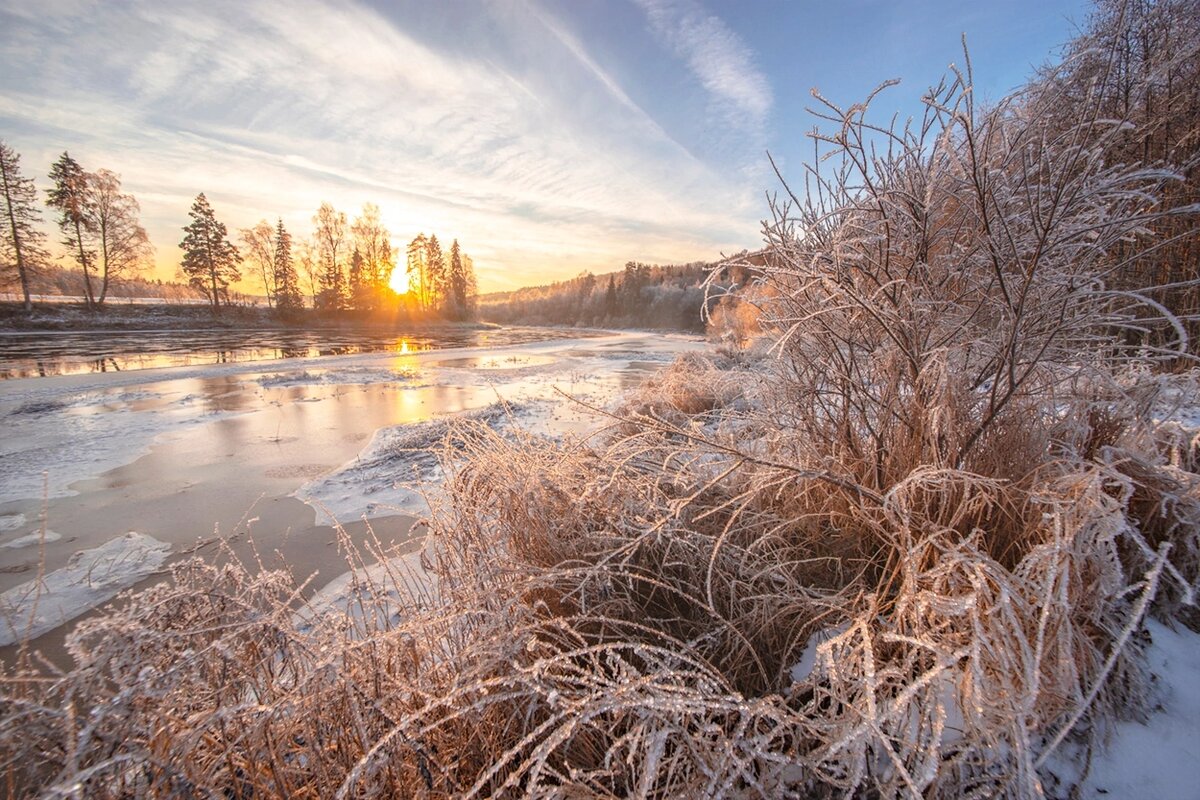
[295,401,525,524]
[0,532,170,646]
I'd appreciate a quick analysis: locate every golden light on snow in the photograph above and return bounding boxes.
[388,265,410,295]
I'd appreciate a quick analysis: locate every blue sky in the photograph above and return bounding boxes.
[0,0,1089,291]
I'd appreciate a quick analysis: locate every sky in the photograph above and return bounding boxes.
[0,0,1090,293]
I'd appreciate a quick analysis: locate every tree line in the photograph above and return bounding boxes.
[479,261,718,332]
[0,145,479,320]
[0,148,153,310]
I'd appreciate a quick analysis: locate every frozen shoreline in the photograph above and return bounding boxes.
[0,330,707,647]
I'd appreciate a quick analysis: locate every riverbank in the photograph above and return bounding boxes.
[0,330,707,656]
[0,300,495,332]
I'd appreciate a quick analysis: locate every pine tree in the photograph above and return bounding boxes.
[407,234,428,310]
[425,233,447,313]
[46,152,96,307]
[0,141,48,312]
[349,247,370,312]
[179,193,242,311]
[604,274,618,318]
[448,239,469,320]
[462,252,478,316]
[272,218,303,313]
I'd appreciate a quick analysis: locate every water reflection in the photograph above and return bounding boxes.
[0,328,575,380]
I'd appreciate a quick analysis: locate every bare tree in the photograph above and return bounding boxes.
[351,202,391,311]
[81,170,152,304]
[312,202,348,312]
[239,219,276,307]
[295,237,319,308]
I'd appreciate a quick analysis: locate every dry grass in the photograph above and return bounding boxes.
[5,19,1200,799]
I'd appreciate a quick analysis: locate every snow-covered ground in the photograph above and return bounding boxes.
[1077,620,1200,799]
[0,532,170,646]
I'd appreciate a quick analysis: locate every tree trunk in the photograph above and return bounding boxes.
[74,217,95,309]
[98,219,109,305]
[0,165,32,312]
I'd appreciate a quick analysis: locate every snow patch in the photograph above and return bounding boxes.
[790,623,851,683]
[2,529,62,549]
[1079,620,1200,799]
[0,513,26,532]
[0,532,171,646]
[295,402,522,524]
[257,366,417,387]
[295,548,436,636]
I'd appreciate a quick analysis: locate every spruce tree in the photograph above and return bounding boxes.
[425,234,447,313]
[179,193,242,311]
[604,274,618,319]
[272,218,303,313]
[0,141,48,312]
[46,152,96,307]
[407,234,428,310]
[348,247,369,312]
[448,239,468,320]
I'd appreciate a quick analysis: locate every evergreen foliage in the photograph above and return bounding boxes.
[46,152,96,307]
[179,193,242,310]
[272,218,303,313]
[0,141,48,311]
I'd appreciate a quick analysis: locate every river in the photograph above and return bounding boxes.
[0,326,706,657]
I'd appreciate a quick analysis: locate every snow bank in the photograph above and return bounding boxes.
[1079,620,1200,799]
[0,532,171,646]
[294,548,435,636]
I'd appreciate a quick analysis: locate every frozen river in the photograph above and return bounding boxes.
[0,329,706,651]
[0,324,569,379]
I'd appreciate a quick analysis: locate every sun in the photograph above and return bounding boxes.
[388,265,409,295]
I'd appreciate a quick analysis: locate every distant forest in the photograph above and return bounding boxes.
[0,147,480,321]
[10,262,204,302]
[479,260,737,332]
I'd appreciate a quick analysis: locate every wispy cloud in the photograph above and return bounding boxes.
[633,0,773,140]
[0,0,763,290]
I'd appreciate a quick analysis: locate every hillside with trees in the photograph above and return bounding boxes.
[478,260,723,332]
